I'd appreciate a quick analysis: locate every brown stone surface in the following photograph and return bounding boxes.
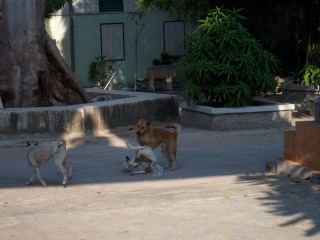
[284,121,320,171]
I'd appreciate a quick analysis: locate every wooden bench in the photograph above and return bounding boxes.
[137,65,177,91]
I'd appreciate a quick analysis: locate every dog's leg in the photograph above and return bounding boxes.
[53,150,71,187]
[63,160,72,182]
[169,153,177,171]
[26,170,36,186]
[67,165,72,182]
[34,167,47,187]
[26,158,47,186]
[161,145,172,169]
[168,144,177,171]
[55,163,68,187]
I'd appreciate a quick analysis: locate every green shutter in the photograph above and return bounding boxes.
[99,0,123,12]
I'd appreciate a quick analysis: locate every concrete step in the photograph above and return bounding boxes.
[283,121,320,171]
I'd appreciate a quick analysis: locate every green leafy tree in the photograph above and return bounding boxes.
[46,0,72,12]
[137,0,214,19]
[181,7,279,107]
[138,0,320,74]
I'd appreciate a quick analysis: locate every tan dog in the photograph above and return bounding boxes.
[136,118,181,170]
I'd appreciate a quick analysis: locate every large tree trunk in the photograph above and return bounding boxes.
[0,0,90,108]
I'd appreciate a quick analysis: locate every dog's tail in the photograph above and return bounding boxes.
[125,141,144,151]
[165,123,181,137]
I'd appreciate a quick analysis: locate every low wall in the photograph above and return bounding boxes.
[181,99,295,130]
[0,89,179,134]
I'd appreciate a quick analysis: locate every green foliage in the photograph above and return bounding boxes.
[45,0,72,12]
[137,0,213,20]
[299,64,320,89]
[181,7,280,107]
[153,52,178,65]
[300,43,320,89]
[88,56,114,87]
[213,82,251,107]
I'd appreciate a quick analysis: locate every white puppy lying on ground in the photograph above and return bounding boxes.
[123,141,158,175]
[26,139,72,187]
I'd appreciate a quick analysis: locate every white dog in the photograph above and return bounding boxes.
[26,139,72,187]
[123,141,158,175]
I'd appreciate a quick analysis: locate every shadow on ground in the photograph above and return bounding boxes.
[237,173,320,237]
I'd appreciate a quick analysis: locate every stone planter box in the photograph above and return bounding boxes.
[180,99,295,130]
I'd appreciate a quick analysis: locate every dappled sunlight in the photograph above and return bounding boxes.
[45,15,70,61]
[61,104,127,149]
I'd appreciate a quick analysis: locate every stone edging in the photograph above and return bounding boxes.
[0,89,179,134]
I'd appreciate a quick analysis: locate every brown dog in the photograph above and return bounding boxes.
[136,118,181,170]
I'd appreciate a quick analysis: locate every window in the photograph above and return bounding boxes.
[163,21,185,56]
[123,0,138,12]
[101,23,125,60]
[54,0,137,14]
[99,0,123,12]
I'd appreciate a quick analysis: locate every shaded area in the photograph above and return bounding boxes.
[238,172,320,237]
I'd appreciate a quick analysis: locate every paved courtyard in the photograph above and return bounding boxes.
[0,126,320,240]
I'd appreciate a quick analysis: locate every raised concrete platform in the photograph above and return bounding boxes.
[0,89,179,135]
[181,99,295,130]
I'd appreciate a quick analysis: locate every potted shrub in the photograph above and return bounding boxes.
[88,56,114,87]
[181,7,280,107]
[298,44,320,115]
[299,43,320,92]
[153,51,178,66]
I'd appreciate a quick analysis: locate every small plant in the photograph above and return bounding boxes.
[181,7,279,107]
[88,56,114,87]
[153,51,178,66]
[299,64,320,90]
[299,44,320,90]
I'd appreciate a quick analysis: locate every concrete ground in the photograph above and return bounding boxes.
[0,125,320,240]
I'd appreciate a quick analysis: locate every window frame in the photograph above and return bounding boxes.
[100,23,125,61]
[163,21,185,57]
[99,0,124,12]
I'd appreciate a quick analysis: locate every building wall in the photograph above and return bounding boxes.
[73,11,170,87]
[45,7,192,88]
[45,15,72,66]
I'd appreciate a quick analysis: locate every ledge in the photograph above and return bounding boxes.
[181,100,295,115]
[181,99,295,130]
[0,89,179,134]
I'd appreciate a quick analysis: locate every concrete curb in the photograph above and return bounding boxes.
[0,89,179,135]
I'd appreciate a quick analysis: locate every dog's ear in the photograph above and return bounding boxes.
[27,141,31,146]
[58,139,66,148]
